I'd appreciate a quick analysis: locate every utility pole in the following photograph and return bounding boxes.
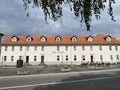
[0,33,4,67]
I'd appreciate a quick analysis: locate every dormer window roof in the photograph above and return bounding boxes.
[71,36,77,42]
[105,35,111,42]
[26,36,33,42]
[87,36,93,42]
[55,36,61,42]
[11,36,18,42]
[40,36,47,42]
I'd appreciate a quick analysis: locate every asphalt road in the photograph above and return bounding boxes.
[1,71,120,90]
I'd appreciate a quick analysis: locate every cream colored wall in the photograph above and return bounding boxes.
[1,45,120,65]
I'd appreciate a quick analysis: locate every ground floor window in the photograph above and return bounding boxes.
[74,55,77,61]
[116,55,119,60]
[66,55,68,61]
[4,56,7,61]
[57,55,60,61]
[11,56,14,61]
[110,55,113,60]
[34,56,37,61]
[82,55,85,61]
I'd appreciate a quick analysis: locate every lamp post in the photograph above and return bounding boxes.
[0,33,4,67]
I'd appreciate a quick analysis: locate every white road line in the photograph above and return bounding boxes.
[1,75,120,90]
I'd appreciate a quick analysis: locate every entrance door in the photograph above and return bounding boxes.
[26,56,29,63]
[41,56,44,64]
[90,55,94,63]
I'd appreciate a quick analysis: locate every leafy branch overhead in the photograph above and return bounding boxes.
[23,0,115,31]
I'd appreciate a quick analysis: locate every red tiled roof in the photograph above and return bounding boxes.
[2,34,120,45]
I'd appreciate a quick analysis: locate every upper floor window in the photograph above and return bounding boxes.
[115,46,118,51]
[106,36,111,42]
[11,56,14,61]
[66,55,68,61]
[27,46,29,51]
[26,36,32,42]
[34,46,37,51]
[71,36,77,42]
[66,46,68,51]
[11,46,14,51]
[99,46,102,51]
[20,46,22,51]
[116,55,119,60]
[40,36,46,42]
[57,46,60,51]
[12,36,18,42]
[5,46,7,51]
[110,55,113,60]
[74,46,76,51]
[87,36,93,41]
[55,36,61,42]
[100,55,103,62]
[82,46,85,51]
[109,46,112,51]
[90,46,93,51]
[41,46,44,51]
[82,55,85,61]
[4,56,7,61]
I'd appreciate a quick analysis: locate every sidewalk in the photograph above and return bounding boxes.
[0,65,120,78]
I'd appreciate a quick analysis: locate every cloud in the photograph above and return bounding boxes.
[0,0,120,40]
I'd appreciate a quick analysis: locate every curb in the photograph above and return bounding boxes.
[0,69,120,79]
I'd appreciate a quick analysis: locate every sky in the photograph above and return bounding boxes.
[0,0,120,40]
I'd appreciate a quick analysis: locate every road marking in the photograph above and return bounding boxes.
[1,75,120,90]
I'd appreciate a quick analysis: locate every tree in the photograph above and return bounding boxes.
[23,0,116,31]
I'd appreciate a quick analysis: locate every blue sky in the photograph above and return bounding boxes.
[0,0,120,39]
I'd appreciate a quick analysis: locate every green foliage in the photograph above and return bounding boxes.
[23,0,115,31]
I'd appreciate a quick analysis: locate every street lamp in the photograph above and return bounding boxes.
[0,33,4,67]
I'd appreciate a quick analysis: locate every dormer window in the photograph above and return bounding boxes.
[71,36,77,42]
[56,36,61,42]
[11,36,18,42]
[87,36,93,42]
[26,36,32,42]
[106,36,111,42]
[40,36,46,42]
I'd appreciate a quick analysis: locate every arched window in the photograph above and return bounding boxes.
[87,36,93,42]
[40,36,46,42]
[71,36,77,42]
[106,36,111,41]
[11,36,18,42]
[26,36,32,42]
[55,36,61,42]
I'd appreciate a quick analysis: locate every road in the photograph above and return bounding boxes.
[0,70,120,90]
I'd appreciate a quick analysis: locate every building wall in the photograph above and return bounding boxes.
[1,45,120,65]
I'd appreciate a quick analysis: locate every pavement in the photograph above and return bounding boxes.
[0,65,120,79]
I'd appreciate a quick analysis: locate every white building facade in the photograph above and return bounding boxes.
[1,34,120,66]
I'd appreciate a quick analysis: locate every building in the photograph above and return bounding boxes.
[1,34,120,66]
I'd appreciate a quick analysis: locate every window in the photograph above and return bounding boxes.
[57,55,60,61]
[20,46,22,51]
[82,46,85,51]
[4,56,7,61]
[100,55,103,62]
[90,46,93,51]
[56,37,61,42]
[5,46,7,51]
[41,46,44,51]
[66,46,68,51]
[116,55,119,60]
[57,46,60,51]
[106,36,111,41]
[40,37,46,42]
[19,56,22,60]
[110,55,113,60]
[12,37,18,42]
[109,46,112,51]
[72,37,77,42]
[99,46,102,51]
[34,46,37,51]
[74,55,77,61]
[88,37,93,41]
[115,46,118,51]
[66,55,68,61]
[12,46,14,51]
[11,56,14,61]
[34,56,37,61]
[27,46,29,51]
[26,36,32,42]
[82,55,85,61]
[74,46,76,51]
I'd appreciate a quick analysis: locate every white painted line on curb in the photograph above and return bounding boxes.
[1,75,120,90]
